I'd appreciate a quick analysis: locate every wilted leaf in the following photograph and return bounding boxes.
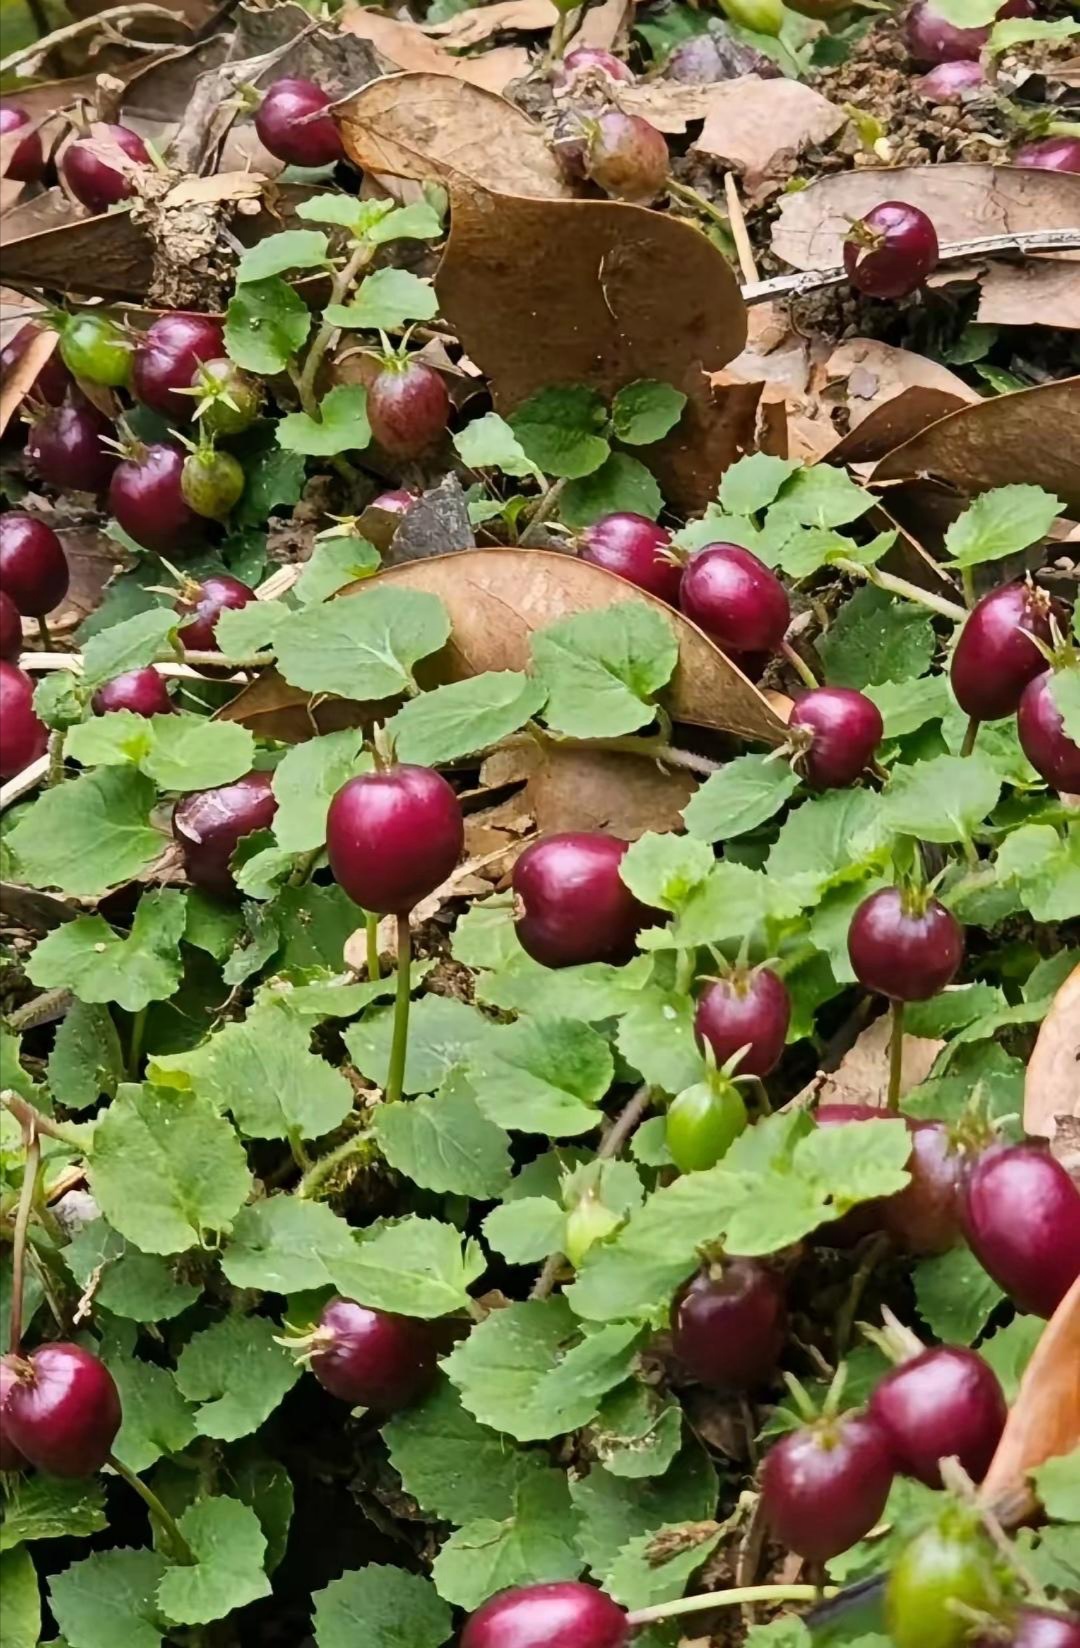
[981,1277,1080,1524]
[690,77,846,189]
[1024,964,1080,1142]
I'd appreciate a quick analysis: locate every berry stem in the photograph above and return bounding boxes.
[36,616,50,651]
[385,914,413,1104]
[45,729,65,788]
[297,241,375,417]
[518,478,567,545]
[9,1121,41,1354]
[1,1089,84,1148]
[296,1129,371,1200]
[366,911,381,981]
[127,1005,146,1079]
[960,715,979,758]
[887,1000,905,1112]
[626,1583,834,1625]
[833,558,966,622]
[667,176,733,237]
[834,1231,890,1360]
[107,1454,196,1565]
[780,640,819,691]
[960,566,976,608]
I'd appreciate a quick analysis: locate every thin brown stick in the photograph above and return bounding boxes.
[724,173,758,286]
[9,1126,41,1355]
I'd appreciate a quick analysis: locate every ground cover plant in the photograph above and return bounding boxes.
[0,0,1078,1644]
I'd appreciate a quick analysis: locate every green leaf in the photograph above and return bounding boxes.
[33,669,84,731]
[977,1315,1043,1402]
[275,585,450,701]
[214,599,292,659]
[295,194,396,233]
[1016,1521,1080,1593]
[943,485,1062,568]
[369,200,444,244]
[175,1315,301,1442]
[0,1476,106,1552]
[780,527,895,583]
[717,453,801,516]
[236,229,329,283]
[768,465,874,534]
[327,1215,484,1319]
[1049,666,1080,744]
[866,675,952,739]
[314,1565,452,1648]
[617,989,702,1093]
[606,1522,720,1609]
[50,1548,167,1648]
[384,1375,545,1524]
[324,269,438,331]
[387,671,547,766]
[157,1497,270,1625]
[143,715,256,790]
[47,1001,124,1108]
[64,1220,200,1320]
[570,1444,717,1579]
[453,413,543,479]
[640,861,798,951]
[929,0,997,23]
[236,448,306,527]
[90,1084,252,1255]
[479,954,653,1022]
[0,1548,39,1648]
[482,1195,565,1263]
[272,731,371,853]
[101,1330,197,1473]
[277,384,370,457]
[745,1621,812,1648]
[533,602,678,738]
[345,994,493,1095]
[221,1196,360,1293]
[431,1469,581,1610]
[374,1082,512,1198]
[81,610,177,692]
[28,890,186,1011]
[561,453,663,529]
[8,767,163,896]
[591,1381,683,1479]
[619,833,714,912]
[767,787,888,901]
[914,1245,1005,1346]
[885,752,1001,844]
[610,380,686,446]
[683,754,800,842]
[989,15,1078,50]
[451,891,520,969]
[905,983,1007,1037]
[467,1016,614,1137]
[295,534,381,603]
[509,385,610,478]
[819,585,936,690]
[225,276,311,374]
[1031,1449,1080,1522]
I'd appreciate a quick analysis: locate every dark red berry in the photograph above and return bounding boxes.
[512,832,650,968]
[175,574,256,651]
[884,1120,963,1255]
[0,1358,27,1470]
[1017,669,1080,795]
[461,1583,630,1648]
[579,513,681,605]
[254,77,343,168]
[848,887,964,1001]
[903,0,1032,65]
[370,488,418,514]
[109,442,201,554]
[26,402,116,494]
[0,322,73,406]
[557,46,635,84]
[679,543,790,657]
[974,1610,1080,1648]
[917,59,988,101]
[951,582,1063,721]
[790,686,883,789]
[670,1261,787,1390]
[62,123,150,212]
[762,1410,894,1563]
[92,667,173,717]
[1,1344,121,1477]
[1013,137,1080,175]
[964,1145,1080,1319]
[173,770,278,898]
[309,1298,434,1412]
[327,765,463,914]
[844,201,939,300]
[0,591,21,661]
[585,110,669,205]
[368,359,450,460]
[0,661,47,778]
[0,104,44,184]
[132,313,225,421]
[0,513,69,616]
[693,968,790,1078]
[869,1347,1006,1488]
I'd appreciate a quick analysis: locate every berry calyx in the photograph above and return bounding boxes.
[511,832,651,968]
[254,78,344,168]
[92,667,174,717]
[789,687,884,789]
[175,573,256,650]
[368,354,450,459]
[0,1343,121,1477]
[26,402,116,494]
[173,769,278,898]
[0,663,47,778]
[61,123,150,212]
[327,765,463,914]
[185,357,262,436]
[307,1298,435,1412]
[693,967,791,1078]
[132,313,226,421]
[848,886,964,1001]
[58,313,132,388]
[679,543,790,657]
[0,512,70,616]
[584,109,669,205]
[844,201,940,299]
[461,1582,630,1648]
[1012,137,1080,175]
[761,1408,894,1562]
[180,441,245,521]
[579,513,681,605]
[670,1260,786,1390]
[963,1144,1080,1318]
[903,0,1033,65]
[108,440,201,553]
[0,591,22,661]
[666,1077,748,1172]
[868,1346,1006,1487]
[0,103,44,184]
[951,582,1064,721]
[1016,668,1080,794]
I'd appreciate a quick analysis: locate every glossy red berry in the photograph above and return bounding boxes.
[848,887,964,1001]
[1,1344,121,1477]
[132,313,225,421]
[461,1582,630,1648]
[62,123,150,212]
[679,543,790,657]
[951,582,1063,721]
[0,103,44,184]
[0,591,21,661]
[0,1358,26,1470]
[844,201,939,300]
[1013,137,1080,175]
[884,1120,963,1255]
[670,1260,787,1390]
[868,1347,1006,1488]
[370,488,417,514]
[0,323,73,406]
[327,765,463,914]
[974,1610,1080,1648]
[557,46,635,84]
[176,574,256,650]
[173,769,278,898]
[761,1410,894,1563]
[1017,669,1080,794]
[0,513,69,616]
[903,0,1032,65]
[309,1298,435,1411]
[26,402,116,494]
[585,110,669,204]
[92,667,173,717]
[512,832,650,968]
[579,513,681,605]
[368,359,450,459]
[254,77,343,167]
[693,967,790,1077]
[0,662,47,778]
[917,59,988,101]
[789,687,883,789]
[963,1145,1080,1318]
[109,442,201,554]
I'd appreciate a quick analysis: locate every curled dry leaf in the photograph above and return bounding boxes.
[422,0,557,46]
[825,390,974,469]
[688,76,846,194]
[930,255,1080,332]
[339,7,529,92]
[0,326,58,437]
[336,73,572,199]
[981,1275,1080,1523]
[792,1014,944,1111]
[482,739,697,839]
[1024,963,1080,1143]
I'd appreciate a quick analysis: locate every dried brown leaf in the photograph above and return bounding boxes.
[981,1276,1080,1522]
[1025,963,1080,1143]
[933,255,1080,331]
[793,1015,944,1110]
[689,76,846,191]
[423,0,557,45]
[339,7,528,90]
[575,0,634,49]
[493,742,697,837]
[0,327,58,437]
